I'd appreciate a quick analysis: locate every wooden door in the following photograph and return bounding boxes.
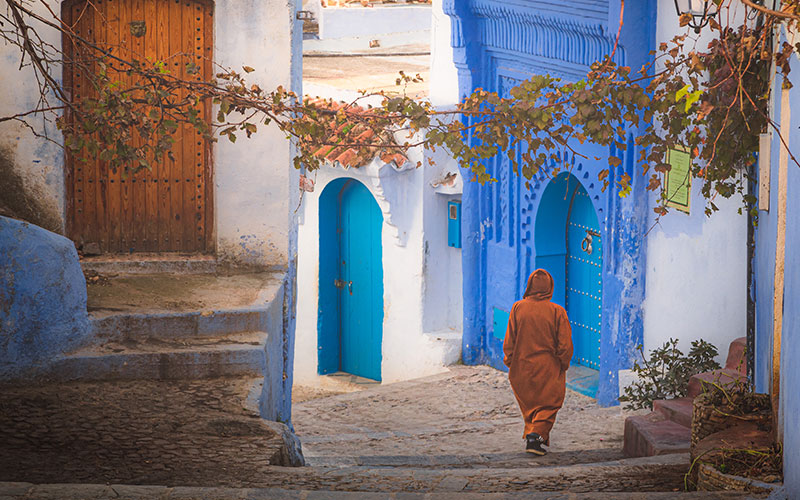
[63,0,214,253]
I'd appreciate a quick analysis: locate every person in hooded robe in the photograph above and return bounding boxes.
[503,269,573,455]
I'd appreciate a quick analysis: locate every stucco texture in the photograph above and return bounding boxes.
[0,216,91,379]
[753,38,800,497]
[294,151,463,385]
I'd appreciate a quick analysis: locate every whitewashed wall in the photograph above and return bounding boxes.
[307,4,431,52]
[639,0,748,365]
[0,0,300,268]
[214,0,301,267]
[294,148,463,385]
[0,1,66,233]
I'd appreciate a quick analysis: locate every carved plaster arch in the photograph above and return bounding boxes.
[316,156,417,247]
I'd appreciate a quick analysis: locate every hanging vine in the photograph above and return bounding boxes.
[2,0,800,215]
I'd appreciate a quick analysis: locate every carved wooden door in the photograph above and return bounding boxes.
[63,0,214,253]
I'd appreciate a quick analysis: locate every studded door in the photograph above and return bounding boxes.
[63,0,214,253]
[565,183,602,369]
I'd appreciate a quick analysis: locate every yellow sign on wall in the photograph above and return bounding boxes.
[665,148,692,214]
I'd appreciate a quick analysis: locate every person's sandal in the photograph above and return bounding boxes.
[525,432,547,455]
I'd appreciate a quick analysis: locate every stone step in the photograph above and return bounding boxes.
[653,397,694,428]
[88,276,284,342]
[81,254,218,275]
[303,448,626,468]
[0,481,755,499]
[688,369,748,400]
[261,453,695,493]
[91,307,272,342]
[41,332,272,382]
[623,412,690,458]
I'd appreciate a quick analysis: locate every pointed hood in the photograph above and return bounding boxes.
[523,269,554,301]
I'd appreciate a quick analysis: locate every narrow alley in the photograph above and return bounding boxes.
[0,366,757,498]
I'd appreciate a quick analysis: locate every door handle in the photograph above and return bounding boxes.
[334,279,353,293]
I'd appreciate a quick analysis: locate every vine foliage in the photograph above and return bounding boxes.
[1,0,800,215]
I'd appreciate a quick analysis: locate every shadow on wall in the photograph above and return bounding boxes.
[0,216,91,379]
[0,145,62,233]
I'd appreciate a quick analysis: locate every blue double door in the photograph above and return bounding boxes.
[565,183,602,370]
[318,179,384,381]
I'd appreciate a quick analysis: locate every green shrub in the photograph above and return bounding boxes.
[618,338,721,411]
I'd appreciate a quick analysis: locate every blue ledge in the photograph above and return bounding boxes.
[566,364,599,399]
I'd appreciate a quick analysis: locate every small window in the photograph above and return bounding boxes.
[449,204,458,220]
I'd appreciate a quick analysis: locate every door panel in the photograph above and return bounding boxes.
[566,185,602,370]
[63,0,214,253]
[338,181,383,381]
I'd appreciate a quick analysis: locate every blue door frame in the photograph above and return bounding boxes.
[318,178,384,381]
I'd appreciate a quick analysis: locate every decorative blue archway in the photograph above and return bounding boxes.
[317,178,384,381]
[445,0,654,406]
[536,173,604,377]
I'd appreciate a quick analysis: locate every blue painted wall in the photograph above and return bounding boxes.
[0,216,91,378]
[753,54,800,496]
[444,0,656,406]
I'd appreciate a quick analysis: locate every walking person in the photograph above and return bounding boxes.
[503,269,573,455]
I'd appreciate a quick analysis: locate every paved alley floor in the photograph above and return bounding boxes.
[0,377,290,487]
[293,365,632,461]
[0,366,770,497]
[303,51,430,98]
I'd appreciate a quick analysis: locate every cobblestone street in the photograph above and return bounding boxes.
[0,366,764,497]
[0,377,290,487]
[288,365,708,494]
[294,365,630,460]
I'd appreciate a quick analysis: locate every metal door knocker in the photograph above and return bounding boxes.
[581,234,593,255]
[581,229,600,256]
[129,21,146,37]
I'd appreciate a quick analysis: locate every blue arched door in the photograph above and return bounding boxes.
[535,174,602,370]
[566,182,602,369]
[318,179,384,381]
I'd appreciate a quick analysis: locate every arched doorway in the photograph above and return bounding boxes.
[534,173,603,370]
[318,178,384,381]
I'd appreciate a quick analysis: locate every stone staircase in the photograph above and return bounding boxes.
[623,337,748,458]
[281,452,701,494]
[27,266,289,421]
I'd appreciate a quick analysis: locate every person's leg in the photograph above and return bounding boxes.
[530,404,561,445]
